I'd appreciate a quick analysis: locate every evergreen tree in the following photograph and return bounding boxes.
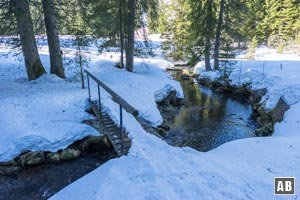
[203,0,215,71]
[126,0,136,72]
[119,0,125,68]
[12,0,46,80]
[42,0,65,78]
[213,0,225,70]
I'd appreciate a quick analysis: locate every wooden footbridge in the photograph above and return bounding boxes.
[85,70,139,157]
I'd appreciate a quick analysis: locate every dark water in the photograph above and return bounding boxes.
[165,68,256,152]
[0,149,116,200]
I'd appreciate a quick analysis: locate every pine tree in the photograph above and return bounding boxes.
[203,0,215,71]
[213,0,225,70]
[12,0,46,80]
[126,0,136,72]
[42,0,65,79]
[119,0,125,68]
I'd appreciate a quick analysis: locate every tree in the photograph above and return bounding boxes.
[203,0,215,71]
[12,0,46,80]
[244,0,300,47]
[119,0,125,68]
[126,0,136,72]
[213,0,225,70]
[42,0,65,78]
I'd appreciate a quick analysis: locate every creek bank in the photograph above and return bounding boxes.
[156,70,256,151]
[0,131,113,176]
[155,90,185,137]
[0,149,115,200]
[195,76,289,136]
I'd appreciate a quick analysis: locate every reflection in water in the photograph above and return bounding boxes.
[165,68,256,151]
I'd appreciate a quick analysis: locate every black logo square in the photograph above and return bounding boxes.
[274,177,295,195]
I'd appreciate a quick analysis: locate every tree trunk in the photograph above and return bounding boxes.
[204,36,212,71]
[204,0,213,71]
[78,46,84,89]
[12,0,46,81]
[119,0,124,68]
[213,0,225,71]
[42,0,65,78]
[126,0,136,72]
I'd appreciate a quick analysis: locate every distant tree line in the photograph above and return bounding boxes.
[0,0,159,80]
[158,0,300,70]
[2,0,299,79]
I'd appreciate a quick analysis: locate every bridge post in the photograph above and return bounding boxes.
[87,74,91,101]
[120,105,123,153]
[98,84,102,123]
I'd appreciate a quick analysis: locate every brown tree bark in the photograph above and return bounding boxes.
[42,0,65,78]
[12,0,46,80]
[204,0,213,71]
[119,0,125,68]
[213,0,225,70]
[126,0,136,72]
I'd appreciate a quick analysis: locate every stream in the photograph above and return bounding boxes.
[0,149,116,199]
[164,67,256,152]
[0,67,257,199]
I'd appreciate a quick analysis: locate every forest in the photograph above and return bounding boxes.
[1,0,300,199]
[1,0,300,80]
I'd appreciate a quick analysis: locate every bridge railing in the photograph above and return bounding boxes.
[85,70,139,153]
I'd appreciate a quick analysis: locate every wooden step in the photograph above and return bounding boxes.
[116,147,130,155]
[111,139,130,146]
[114,142,131,150]
[103,125,117,130]
[106,130,127,137]
[89,100,131,156]
[102,121,113,125]
[112,137,130,143]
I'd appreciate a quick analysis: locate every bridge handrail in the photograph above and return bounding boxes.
[85,69,139,117]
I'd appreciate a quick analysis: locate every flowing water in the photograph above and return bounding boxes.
[164,68,256,151]
[0,149,116,199]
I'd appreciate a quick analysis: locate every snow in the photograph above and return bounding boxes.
[193,59,214,74]
[195,48,300,110]
[50,116,300,199]
[1,39,300,199]
[0,54,99,162]
[193,60,222,81]
[88,57,182,127]
[51,47,300,199]
[274,102,300,137]
[0,39,181,162]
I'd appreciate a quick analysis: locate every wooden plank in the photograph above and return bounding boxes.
[115,142,131,150]
[112,137,130,144]
[88,93,132,156]
[114,139,131,146]
[85,70,139,117]
[116,147,130,155]
[90,101,101,119]
[105,134,120,152]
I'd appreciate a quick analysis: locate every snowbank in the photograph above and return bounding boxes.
[51,47,300,199]
[193,60,214,74]
[0,38,182,162]
[0,56,99,162]
[87,57,182,127]
[195,49,300,110]
[1,39,300,199]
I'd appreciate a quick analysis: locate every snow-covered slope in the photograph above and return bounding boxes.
[51,47,300,199]
[0,41,181,162]
[1,40,300,199]
[195,47,300,111]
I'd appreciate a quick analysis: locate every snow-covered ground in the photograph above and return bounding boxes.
[49,47,300,199]
[1,40,300,199]
[194,47,300,110]
[0,40,179,162]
